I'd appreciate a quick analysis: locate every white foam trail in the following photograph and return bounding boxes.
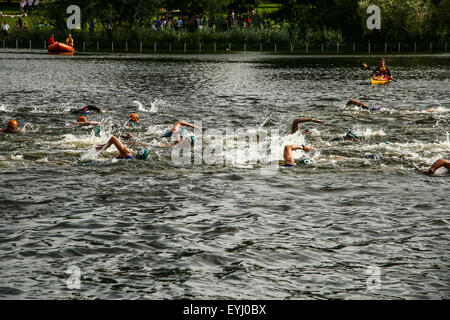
[351,126,386,138]
[0,104,11,112]
[11,154,24,160]
[133,99,166,113]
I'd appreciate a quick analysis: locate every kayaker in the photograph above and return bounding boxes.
[290,117,325,135]
[96,135,150,160]
[423,158,450,175]
[48,34,55,46]
[160,120,200,147]
[65,34,74,47]
[371,58,392,79]
[0,119,19,133]
[68,116,100,127]
[70,105,104,114]
[281,145,313,167]
[346,99,381,111]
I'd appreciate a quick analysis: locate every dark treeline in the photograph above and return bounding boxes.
[40,0,450,43]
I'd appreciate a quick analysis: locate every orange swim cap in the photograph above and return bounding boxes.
[129,113,139,123]
[8,119,18,129]
[78,116,88,122]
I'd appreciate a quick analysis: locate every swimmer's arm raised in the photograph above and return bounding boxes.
[291,118,325,134]
[179,121,201,130]
[70,121,100,126]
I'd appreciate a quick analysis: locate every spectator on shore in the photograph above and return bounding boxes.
[2,21,10,40]
[107,23,112,41]
[33,0,39,10]
[20,0,26,14]
[23,22,29,31]
[89,19,95,34]
[27,0,33,14]
[176,18,183,30]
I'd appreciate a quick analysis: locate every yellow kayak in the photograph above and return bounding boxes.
[370,76,392,85]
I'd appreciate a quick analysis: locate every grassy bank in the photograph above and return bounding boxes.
[2,26,449,54]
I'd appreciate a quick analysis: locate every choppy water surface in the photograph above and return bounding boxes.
[0,51,449,299]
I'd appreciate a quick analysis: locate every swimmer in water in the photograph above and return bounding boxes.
[160,120,200,147]
[70,105,104,114]
[423,158,450,175]
[330,131,360,142]
[68,116,100,127]
[290,118,325,135]
[346,99,381,111]
[281,144,313,167]
[96,135,150,160]
[127,113,140,128]
[0,119,19,133]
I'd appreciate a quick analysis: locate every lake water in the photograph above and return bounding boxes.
[0,50,449,299]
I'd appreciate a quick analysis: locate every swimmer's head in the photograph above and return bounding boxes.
[136,148,150,160]
[129,113,139,124]
[299,158,312,165]
[78,116,88,123]
[345,131,359,140]
[7,119,18,130]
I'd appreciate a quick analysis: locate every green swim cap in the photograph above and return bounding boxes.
[94,127,101,137]
[346,131,359,140]
[190,135,195,146]
[136,148,150,160]
[299,158,312,165]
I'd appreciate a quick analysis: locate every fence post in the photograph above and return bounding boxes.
[290,42,292,53]
[321,43,324,54]
[228,43,231,52]
[83,41,85,52]
[125,42,128,52]
[414,42,417,53]
[429,42,432,53]
[353,43,355,53]
[337,43,339,54]
[29,40,31,49]
[445,42,448,52]
[384,42,387,53]
[199,42,201,53]
[398,42,400,53]
[368,42,371,54]
[260,43,262,52]
[16,39,18,49]
[154,41,156,52]
[97,40,99,52]
[169,43,171,52]
[244,42,246,52]
[111,41,114,52]
[214,42,216,53]
[140,41,142,53]
[306,43,308,54]
[184,42,186,53]
[274,43,277,52]
[44,40,46,49]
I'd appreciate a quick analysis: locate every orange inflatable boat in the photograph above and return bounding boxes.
[48,42,75,53]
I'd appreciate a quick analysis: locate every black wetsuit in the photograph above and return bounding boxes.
[70,105,102,114]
